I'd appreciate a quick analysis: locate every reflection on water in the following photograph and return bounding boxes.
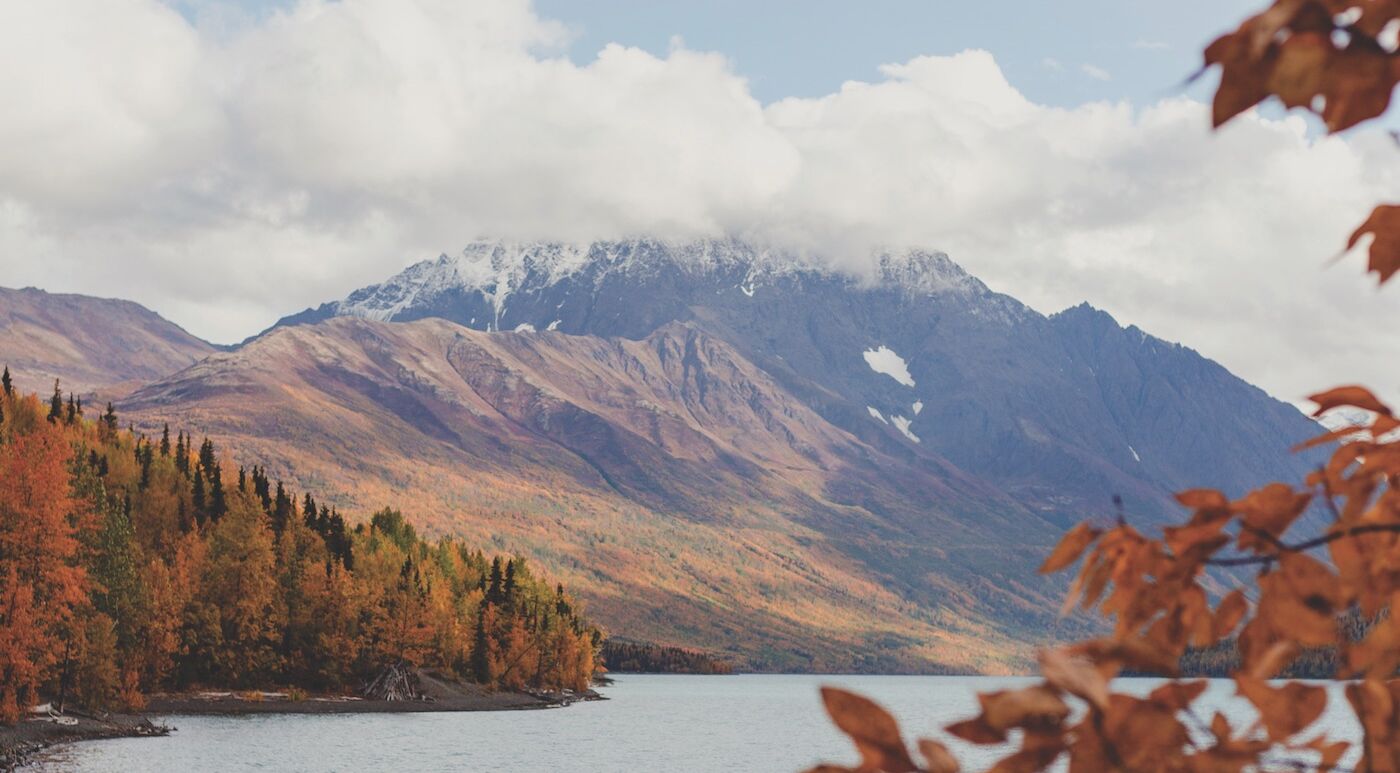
[34,674,1361,772]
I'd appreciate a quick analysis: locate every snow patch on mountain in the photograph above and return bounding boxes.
[864,346,915,387]
[912,400,923,415]
[867,406,887,424]
[892,415,920,443]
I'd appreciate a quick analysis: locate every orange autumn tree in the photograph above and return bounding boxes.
[0,402,89,723]
[810,2,1400,771]
[0,377,602,721]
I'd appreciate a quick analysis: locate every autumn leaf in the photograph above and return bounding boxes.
[819,687,920,773]
[916,739,959,773]
[1039,523,1101,574]
[1037,648,1109,711]
[979,686,1070,734]
[1309,384,1394,417]
[945,716,1005,745]
[1346,204,1400,283]
[1213,589,1249,640]
[1236,677,1328,741]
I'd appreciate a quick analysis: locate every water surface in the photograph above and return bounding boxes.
[34,674,1361,772]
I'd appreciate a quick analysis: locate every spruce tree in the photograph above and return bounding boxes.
[198,438,216,476]
[139,443,152,490]
[192,469,207,524]
[253,468,271,511]
[209,463,226,521]
[175,432,189,476]
[503,559,517,606]
[273,482,292,533]
[64,393,76,424]
[487,557,504,604]
[47,379,62,422]
[160,424,170,456]
[1,366,10,396]
[471,605,492,683]
[102,403,118,434]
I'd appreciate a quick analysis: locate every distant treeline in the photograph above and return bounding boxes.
[0,370,600,724]
[601,639,733,674]
[1178,608,1378,679]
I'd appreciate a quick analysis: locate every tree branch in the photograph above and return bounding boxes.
[1206,522,1400,567]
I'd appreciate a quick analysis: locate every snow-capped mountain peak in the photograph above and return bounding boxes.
[331,238,986,330]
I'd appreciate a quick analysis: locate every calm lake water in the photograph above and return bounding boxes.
[33,674,1361,772]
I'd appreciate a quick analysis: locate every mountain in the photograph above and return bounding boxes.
[123,316,1075,672]
[0,286,215,396]
[30,236,1311,674]
[276,240,1323,524]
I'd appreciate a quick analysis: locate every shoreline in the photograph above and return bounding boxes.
[3,686,605,769]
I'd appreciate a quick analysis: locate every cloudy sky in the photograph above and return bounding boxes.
[2,0,1397,405]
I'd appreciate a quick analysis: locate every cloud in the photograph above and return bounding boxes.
[1040,57,1064,72]
[1081,63,1112,81]
[1,0,1398,406]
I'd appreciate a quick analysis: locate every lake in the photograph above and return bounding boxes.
[32,674,1362,772]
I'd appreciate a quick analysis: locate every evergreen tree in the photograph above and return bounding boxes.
[209,463,226,521]
[237,466,247,493]
[272,482,292,533]
[102,403,118,435]
[138,443,152,490]
[174,432,189,476]
[159,424,170,456]
[471,605,493,683]
[254,468,271,512]
[65,393,76,425]
[503,559,518,606]
[48,379,62,422]
[191,470,207,524]
[198,438,216,476]
[0,366,10,397]
[487,557,504,605]
[302,493,317,530]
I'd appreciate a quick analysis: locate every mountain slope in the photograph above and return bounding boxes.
[277,240,1323,524]
[125,317,1081,672]
[0,286,215,396]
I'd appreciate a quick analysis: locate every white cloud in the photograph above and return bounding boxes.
[1081,63,1112,81]
[1,0,1398,406]
[1040,57,1064,72]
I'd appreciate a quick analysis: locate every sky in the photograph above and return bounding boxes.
[1,0,1397,406]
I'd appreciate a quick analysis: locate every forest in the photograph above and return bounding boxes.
[600,639,734,675]
[0,368,600,724]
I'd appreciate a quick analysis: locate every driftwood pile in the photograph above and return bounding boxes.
[360,661,428,702]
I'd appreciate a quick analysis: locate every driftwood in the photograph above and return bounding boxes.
[360,661,428,702]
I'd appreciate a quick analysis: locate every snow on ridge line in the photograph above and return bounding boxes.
[863,346,915,388]
[867,407,888,424]
[333,239,980,324]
